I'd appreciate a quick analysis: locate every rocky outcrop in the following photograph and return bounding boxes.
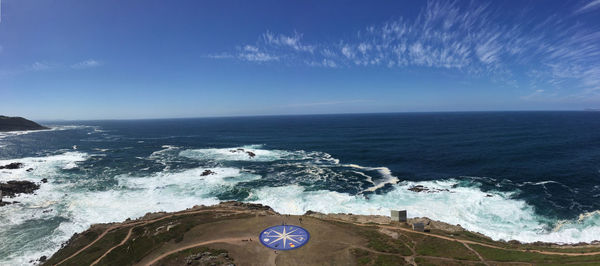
[0,180,41,206]
[407,185,449,193]
[201,170,216,176]
[229,148,256,158]
[0,115,48,132]
[0,162,24,170]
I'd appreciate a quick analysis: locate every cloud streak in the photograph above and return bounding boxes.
[71,59,101,69]
[208,0,600,99]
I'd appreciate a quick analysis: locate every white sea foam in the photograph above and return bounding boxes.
[180,144,292,162]
[3,146,600,265]
[0,156,259,265]
[345,164,399,192]
[249,181,600,244]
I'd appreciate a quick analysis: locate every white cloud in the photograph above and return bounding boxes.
[575,0,600,14]
[30,62,51,71]
[208,1,600,99]
[71,59,101,69]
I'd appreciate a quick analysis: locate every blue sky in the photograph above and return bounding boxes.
[1,0,600,120]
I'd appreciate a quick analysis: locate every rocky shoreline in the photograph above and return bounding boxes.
[0,162,45,206]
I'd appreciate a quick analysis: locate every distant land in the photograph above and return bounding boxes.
[0,116,48,132]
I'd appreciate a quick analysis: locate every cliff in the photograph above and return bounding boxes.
[0,115,48,132]
[43,202,600,265]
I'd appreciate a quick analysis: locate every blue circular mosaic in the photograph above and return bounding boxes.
[259,225,310,250]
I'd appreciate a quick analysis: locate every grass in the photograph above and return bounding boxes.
[154,246,231,266]
[96,212,252,265]
[471,243,600,264]
[44,227,102,265]
[413,235,479,260]
[352,248,407,266]
[58,227,129,266]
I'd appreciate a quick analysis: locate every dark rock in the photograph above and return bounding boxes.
[0,115,48,132]
[0,180,41,198]
[201,170,216,176]
[41,178,48,183]
[26,168,34,172]
[408,185,450,193]
[38,256,47,262]
[0,162,24,170]
[246,151,256,158]
[408,185,428,192]
[508,240,521,245]
[485,194,493,197]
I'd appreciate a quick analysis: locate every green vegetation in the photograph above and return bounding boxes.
[351,248,406,266]
[44,228,102,265]
[412,234,479,260]
[471,244,600,264]
[97,212,251,265]
[154,246,232,266]
[362,229,412,256]
[60,227,129,266]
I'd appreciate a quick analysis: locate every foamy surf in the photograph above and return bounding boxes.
[2,145,600,265]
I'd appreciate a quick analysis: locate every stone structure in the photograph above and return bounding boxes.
[412,222,425,232]
[390,210,407,222]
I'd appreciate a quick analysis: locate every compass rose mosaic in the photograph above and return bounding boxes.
[259,225,310,250]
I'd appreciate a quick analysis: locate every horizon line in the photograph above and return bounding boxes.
[33,109,598,122]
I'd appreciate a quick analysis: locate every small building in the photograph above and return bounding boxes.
[412,222,425,232]
[390,210,407,222]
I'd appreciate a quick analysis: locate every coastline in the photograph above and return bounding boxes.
[43,201,600,265]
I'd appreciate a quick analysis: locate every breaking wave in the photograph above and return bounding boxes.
[2,145,600,265]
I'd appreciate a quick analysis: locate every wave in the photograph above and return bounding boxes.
[248,181,600,244]
[3,145,600,264]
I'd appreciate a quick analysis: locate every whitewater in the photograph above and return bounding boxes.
[1,113,599,265]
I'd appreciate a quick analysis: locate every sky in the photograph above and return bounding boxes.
[1,0,600,120]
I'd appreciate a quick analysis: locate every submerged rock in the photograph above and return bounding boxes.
[41,178,48,183]
[0,162,24,170]
[246,151,256,158]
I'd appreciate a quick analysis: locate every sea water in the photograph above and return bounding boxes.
[1,112,599,264]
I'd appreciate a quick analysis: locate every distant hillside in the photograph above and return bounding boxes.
[0,116,48,132]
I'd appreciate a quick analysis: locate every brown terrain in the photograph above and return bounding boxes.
[43,202,600,266]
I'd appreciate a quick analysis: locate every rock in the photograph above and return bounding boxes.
[201,170,216,176]
[38,256,47,262]
[41,178,48,183]
[408,185,450,193]
[0,115,48,132]
[246,151,256,158]
[0,162,24,170]
[0,180,41,198]
[26,168,34,172]
[485,194,493,197]
[408,185,428,192]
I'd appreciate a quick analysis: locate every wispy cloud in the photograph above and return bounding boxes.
[71,59,101,69]
[30,61,52,71]
[286,99,372,107]
[575,0,600,14]
[208,1,600,99]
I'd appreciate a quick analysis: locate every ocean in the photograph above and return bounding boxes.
[1,111,599,264]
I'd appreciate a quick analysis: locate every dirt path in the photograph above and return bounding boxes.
[90,225,136,265]
[56,208,251,265]
[144,237,248,266]
[461,242,489,265]
[374,224,600,257]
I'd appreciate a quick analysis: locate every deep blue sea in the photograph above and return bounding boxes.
[1,111,600,264]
